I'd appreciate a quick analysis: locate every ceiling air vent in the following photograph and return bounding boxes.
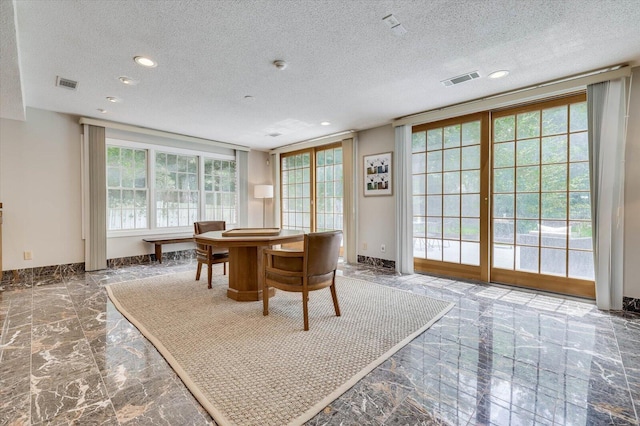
[441,71,480,87]
[56,76,78,90]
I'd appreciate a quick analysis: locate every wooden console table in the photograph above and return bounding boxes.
[194,229,304,301]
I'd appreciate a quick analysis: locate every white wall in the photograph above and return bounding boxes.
[624,67,640,299]
[357,124,396,261]
[248,150,273,228]
[0,108,84,269]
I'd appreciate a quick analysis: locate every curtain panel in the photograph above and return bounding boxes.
[394,125,414,274]
[587,78,629,310]
[83,124,107,271]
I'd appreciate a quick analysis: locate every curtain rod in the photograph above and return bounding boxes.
[79,117,251,152]
[269,131,356,154]
[393,65,632,128]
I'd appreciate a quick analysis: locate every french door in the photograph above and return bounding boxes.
[491,94,594,297]
[280,143,343,234]
[412,113,489,281]
[412,94,595,298]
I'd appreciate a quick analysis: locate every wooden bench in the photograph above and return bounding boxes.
[143,235,194,263]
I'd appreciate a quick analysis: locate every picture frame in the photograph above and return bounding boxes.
[363,152,393,196]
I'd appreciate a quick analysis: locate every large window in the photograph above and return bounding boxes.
[107,146,148,230]
[106,140,237,232]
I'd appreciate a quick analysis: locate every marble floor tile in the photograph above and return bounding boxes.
[1,259,638,425]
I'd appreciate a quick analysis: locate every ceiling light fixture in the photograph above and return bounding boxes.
[134,56,157,68]
[97,108,107,114]
[118,76,138,85]
[273,60,287,70]
[106,96,120,103]
[320,121,331,126]
[244,95,255,102]
[488,70,510,79]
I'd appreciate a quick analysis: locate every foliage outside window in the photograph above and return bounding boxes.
[155,152,199,228]
[107,146,148,230]
[204,158,237,224]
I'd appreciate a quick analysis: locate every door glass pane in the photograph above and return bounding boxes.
[493,244,514,269]
[542,106,568,136]
[541,248,566,276]
[494,116,515,142]
[461,242,480,265]
[494,142,515,168]
[516,246,538,272]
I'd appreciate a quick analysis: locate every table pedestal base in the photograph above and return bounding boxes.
[227,246,275,301]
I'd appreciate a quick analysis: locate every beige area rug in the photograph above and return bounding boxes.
[106,272,454,426]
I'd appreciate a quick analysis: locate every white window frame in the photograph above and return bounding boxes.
[106,137,236,237]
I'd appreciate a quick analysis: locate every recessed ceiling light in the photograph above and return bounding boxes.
[243,95,255,102]
[488,70,510,79]
[134,56,157,68]
[97,108,107,114]
[320,121,331,126]
[118,76,138,85]
[106,96,120,103]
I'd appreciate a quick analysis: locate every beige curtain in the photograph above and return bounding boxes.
[83,124,107,271]
[342,138,356,263]
[394,125,414,274]
[588,78,629,310]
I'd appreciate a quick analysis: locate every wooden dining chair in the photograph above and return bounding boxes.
[194,221,229,289]
[262,230,342,331]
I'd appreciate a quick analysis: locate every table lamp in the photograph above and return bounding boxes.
[254,184,273,227]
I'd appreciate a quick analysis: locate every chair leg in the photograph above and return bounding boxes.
[263,283,269,316]
[330,283,341,317]
[302,289,309,331]
[196,262,202,281]
[207,263,213,289]
[223,262,227,276]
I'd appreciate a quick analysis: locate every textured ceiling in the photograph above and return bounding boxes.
[2,0,640,150]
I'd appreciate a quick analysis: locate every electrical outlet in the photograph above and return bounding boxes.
[24,251,33,260]
[362,242,368,250]
[380,244,386,253]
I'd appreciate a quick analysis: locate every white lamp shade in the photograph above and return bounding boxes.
[254,184,273,199]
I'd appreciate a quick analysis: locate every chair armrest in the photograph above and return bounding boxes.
[264,249,304,277]
[263,249,303,258]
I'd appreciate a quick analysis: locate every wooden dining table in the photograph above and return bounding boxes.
[194,228,304,301]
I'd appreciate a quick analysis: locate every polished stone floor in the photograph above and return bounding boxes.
[1,259,638,425]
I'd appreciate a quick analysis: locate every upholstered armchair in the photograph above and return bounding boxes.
[262,230,342,331]
[194,221,229,289]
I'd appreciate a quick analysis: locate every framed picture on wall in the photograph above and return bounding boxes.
[363,152,393,196]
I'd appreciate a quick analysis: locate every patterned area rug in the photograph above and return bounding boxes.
[106,272,453,426]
